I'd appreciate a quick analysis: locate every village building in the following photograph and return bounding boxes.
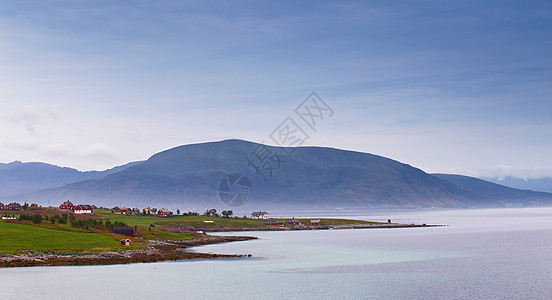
[251,211,269,219]
[116,207,133,215]
[74,204,94,214]
[287,219,301,225]
[120,239,131,246]
[30,203,39,208]
[59,200,75,211]
[113,227,135,236]
[157,208,173,217]
[265,221,285,226]
[7,202,22,211]
[310,219,320,226]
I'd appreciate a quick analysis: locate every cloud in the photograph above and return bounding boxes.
[80,143,117,161]
[473,165,552,180]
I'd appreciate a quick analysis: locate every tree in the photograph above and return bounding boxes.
[176,209,180,215]
[22,202,29,210]
[222,210,233,218]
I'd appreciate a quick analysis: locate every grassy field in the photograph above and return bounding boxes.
[0,220,120,252]
[95,209,382,229]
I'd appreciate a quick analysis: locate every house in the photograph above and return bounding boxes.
[30,203,39,208]
[251,211,269,219]
[116,207,133,215]
[265,221,284,226]
[7,202,21,211]
[113,227,135,236]
[287,219,301,226]
[74,204,94,214]
[120,239,131,246]
[59,200,75,211]
[310,219,320,226]
[157,208,173,217]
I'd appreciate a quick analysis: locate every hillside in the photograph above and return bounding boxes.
[0,161,142,197]
[9,140,552,210]
[433,174,552,205]
[481,176,552,193]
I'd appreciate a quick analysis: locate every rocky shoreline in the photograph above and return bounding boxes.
[0,235,257,268]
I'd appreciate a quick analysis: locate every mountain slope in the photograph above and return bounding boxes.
[13,140,552,210]
[481,176,552,193]
[11,140,469,209]
[433,174,552,204]
[0,161,142,197]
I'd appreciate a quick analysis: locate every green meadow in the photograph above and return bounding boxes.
[0,220,119,252]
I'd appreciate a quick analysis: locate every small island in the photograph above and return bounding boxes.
[0,203,436,268]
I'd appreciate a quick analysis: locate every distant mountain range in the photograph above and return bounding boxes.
[480,176,552,193]
[3,140,552,211]
[0,161,142,197]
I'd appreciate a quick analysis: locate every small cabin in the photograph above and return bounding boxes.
[310,220,320,226]
[120,239,131,246]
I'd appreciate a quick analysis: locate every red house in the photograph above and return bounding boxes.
[74,205,94,214]
[157,208,172,217]
[7,202,22,211]
[59,200,75,211]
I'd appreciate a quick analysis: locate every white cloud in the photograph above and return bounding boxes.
[80,143,117,160]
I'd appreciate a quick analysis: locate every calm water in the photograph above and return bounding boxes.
[1,207,551,299]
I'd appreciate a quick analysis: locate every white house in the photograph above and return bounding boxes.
[251,211,269,219]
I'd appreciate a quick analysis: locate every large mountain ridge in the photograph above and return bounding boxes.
[3,140,551,211]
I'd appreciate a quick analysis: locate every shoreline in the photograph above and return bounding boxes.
[0,223,441,268]
[0,235,257,268]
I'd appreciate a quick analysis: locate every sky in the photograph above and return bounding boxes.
[0,0,551,178]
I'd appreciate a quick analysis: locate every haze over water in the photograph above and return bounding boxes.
[2,207,551,299]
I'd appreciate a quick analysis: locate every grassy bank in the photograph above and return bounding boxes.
[0,220,119,252]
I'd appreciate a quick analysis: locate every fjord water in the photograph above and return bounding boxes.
[1,208,551,299]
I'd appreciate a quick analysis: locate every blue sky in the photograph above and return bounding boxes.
[1,0,551,178]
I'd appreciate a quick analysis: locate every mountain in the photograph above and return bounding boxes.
[9,140,552,211]
[0,161,142,197]
[480,176,552,193]
[433,174,552,204]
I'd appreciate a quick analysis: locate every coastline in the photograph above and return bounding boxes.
[0,235,257,268]
[0,223,441,268]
